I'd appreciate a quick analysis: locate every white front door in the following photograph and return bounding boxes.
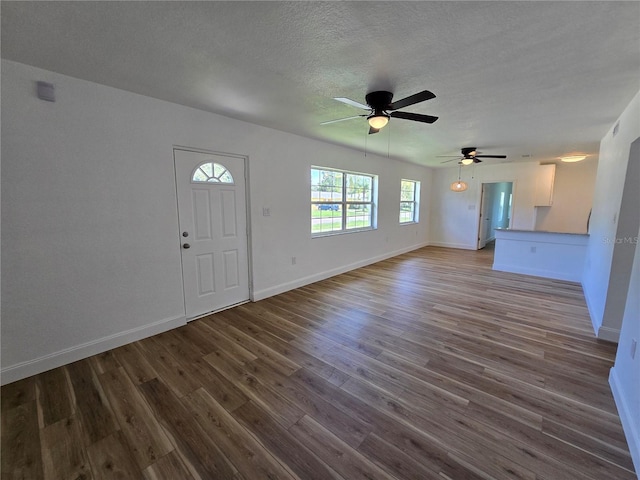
[174,148,250,319]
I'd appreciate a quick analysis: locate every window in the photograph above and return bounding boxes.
[311,167,376,236]
[400,179,420,224]
[192,162,234,184]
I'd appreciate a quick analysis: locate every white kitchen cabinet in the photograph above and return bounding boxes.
[534,164,556,206]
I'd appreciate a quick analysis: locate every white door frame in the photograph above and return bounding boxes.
[477,183,491,249]
[173,145,253,319]
[476,181,515,250]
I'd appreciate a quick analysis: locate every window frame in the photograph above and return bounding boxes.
[399,179,420,224]
[191,161,235,184]
[311,166,377,237]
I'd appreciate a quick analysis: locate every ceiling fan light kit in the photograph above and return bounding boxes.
[367,113,389,129]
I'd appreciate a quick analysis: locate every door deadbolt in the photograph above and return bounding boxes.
[182,231,189,237]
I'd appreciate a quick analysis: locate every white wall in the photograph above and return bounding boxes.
[535,157,598,233]
[429,162,539,249]
[609,215,640,472]
[1,60,432,383]
[583,90,640,342]
[250,140,432,301]
[609,219,640,476]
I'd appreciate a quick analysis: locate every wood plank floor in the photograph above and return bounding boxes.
[2,246,636,479]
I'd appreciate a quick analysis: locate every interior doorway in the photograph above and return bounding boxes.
[478,182,513,249]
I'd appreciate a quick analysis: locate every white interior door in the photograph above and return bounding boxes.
[174,148,250,319]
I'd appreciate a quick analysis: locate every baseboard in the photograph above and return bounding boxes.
[609,367,640,476]
[252,242,429,301]
[598,325,621,343]
[1,314,186,385]
[582,280,602,338]
[581,282,620,343]
[492,263,581,282]
[428,241,477,250]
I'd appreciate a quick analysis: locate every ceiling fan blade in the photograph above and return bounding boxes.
[474,155,507,159]
[473,158,483,163]
[440,158,460,163]
[389,111,438,124]
[369,126,380,135]
[333,97,370,110]
[388,90,436,110]
[320,115,365,125]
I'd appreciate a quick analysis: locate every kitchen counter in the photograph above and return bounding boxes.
[496,228,589,236]
[493,229,589,281]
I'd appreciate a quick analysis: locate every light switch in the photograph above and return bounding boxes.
[262,207,271,217]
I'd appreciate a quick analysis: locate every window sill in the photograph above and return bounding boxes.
[312,227,376,238]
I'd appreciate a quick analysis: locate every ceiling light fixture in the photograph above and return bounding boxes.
[450,164,468,192]
[367,112,389,129]
[460,158,474,166]
[560,155,587,163]
[450,180,468,192]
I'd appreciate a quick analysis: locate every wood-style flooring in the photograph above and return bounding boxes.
[2,246,636,479]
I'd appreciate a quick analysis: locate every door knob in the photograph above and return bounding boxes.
[182,243,191,249]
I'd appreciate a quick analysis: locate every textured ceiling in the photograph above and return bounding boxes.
[2,1,639,167]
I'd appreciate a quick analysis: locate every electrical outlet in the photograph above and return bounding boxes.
[530,246,537,253]
[262,207,271,216]
[631,338,637,360]
[291,256,296,265]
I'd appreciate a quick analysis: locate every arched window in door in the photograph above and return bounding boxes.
[191,161,234,184]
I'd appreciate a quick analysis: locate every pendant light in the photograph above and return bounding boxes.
[450,164,468,192]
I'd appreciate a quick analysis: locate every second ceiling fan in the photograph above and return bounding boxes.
[322,90,438,134]
[440,147,507,165]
